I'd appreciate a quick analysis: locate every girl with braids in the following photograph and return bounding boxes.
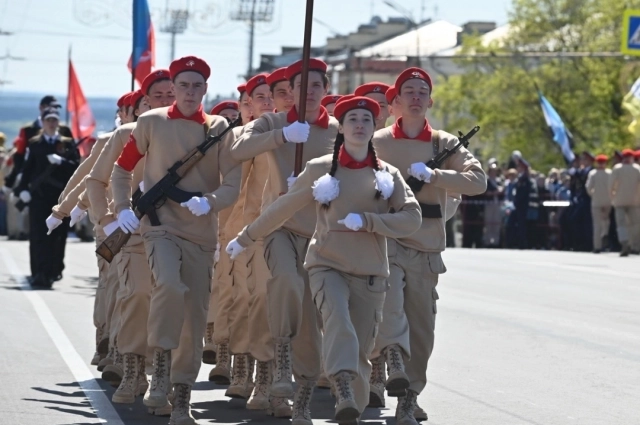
[227,96,421,425]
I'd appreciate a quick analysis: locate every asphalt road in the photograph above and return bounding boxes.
[1,237,638,425]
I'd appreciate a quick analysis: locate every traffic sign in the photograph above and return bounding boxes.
[622,9,640,56]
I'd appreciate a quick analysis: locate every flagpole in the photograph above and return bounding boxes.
[66,45,71,125]
[131,0,136,91]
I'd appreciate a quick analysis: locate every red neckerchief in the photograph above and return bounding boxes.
[391,117,432,142]
[286,105,330,129]
[338,145,378,169]
[167,102,206,125]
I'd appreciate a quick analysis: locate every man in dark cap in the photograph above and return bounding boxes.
[3,96,73,190]
[14,107,80,288]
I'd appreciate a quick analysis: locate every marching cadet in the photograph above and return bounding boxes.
[227,96,421,424]
[321,95,343,117]
[385,87,399,125]
[238,83,253,125]
[4,95,73,190]
[209,75,273,401]
[586,154,612,253]
[372,67,486,425]
[45,93,129,365]
[111,56,241,425]
[85,70,175,412]
[210,101,240,122]
[202,98,240,370]
[230,58,335,423]
[231,71,291,415]
[267,67,295,113]
[354,82,391,130]
[14,107,80,288]
[609,149,640,256]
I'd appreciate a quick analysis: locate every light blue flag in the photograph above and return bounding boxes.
[538,91,575,163]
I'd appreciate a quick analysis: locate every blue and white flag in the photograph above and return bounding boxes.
[538,91,575,163]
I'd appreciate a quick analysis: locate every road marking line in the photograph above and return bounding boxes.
[1,247,125,425]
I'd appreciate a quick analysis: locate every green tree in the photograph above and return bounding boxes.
[433,0,640,171]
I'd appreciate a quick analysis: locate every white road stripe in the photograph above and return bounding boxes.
[1,247,125,425]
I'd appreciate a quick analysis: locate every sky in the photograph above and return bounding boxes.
[0,0,509,99]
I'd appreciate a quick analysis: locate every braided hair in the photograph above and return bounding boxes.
[321,131,344,209]
[322,113,383,208]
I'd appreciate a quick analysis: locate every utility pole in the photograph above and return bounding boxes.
[230,0,276,79]
[161,8,189,62]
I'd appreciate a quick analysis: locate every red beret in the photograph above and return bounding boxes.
[385,87,397,104]
[333,96,381,121]
[284,58,328,81]
[169,56,211,81]
[117,92,133,108]
[210,101,239,116]
[246,73,269,96]
[354,82,390,97]
[122,92,134,108]
[130,90,145,109]
[622,148,635,157]
[141,69,171,94]
[321,95,343,107]
[595,154,608,163]
[395,67,433,92]
[634,150,640,158]
[237,83,246,95]
[335,94,355,106]
[267,67,287,86]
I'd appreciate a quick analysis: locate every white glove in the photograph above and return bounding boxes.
[180,196,211,216]
[214,242,220,263]
[287,172,297,190]
[45,215,63,235]
[138,181,144,192]
[338,213,363,231]
[117,208,140,234]
[226,238,246,260]
[102,220,120,237]
[69,205,87,226]
[282,121,310,143]
[408,162,433,183]
[47,154,64,165]
[19,190,31,203]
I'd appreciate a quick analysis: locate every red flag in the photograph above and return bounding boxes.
[127,21,155,87]
[67,59,96,157]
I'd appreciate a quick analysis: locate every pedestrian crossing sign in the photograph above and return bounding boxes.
[622,10,640,56]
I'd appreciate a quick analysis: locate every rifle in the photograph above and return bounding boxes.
[96,116,241,263]
[406,125,481,193]
[15,164,62,211]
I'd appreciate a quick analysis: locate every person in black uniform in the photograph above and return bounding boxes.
[3,95,73,190]
[14,108,80,288]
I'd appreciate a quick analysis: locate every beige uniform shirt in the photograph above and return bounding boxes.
[231,111,338,238]
[237,155,422,277]
[373,127,487,253]
[111,108,241,249]
[610,163,640,207]
[586,168,612,207]
[51,131,113,218]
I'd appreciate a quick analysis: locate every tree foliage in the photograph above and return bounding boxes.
[433,0,640,170]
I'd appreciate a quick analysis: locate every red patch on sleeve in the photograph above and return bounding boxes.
[116,134,144,172]
[15,129,27,154]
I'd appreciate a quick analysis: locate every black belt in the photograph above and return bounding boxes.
[419,202,442,219]
[389,202,442,219]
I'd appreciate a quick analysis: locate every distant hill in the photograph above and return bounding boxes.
[0,93,118,145]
